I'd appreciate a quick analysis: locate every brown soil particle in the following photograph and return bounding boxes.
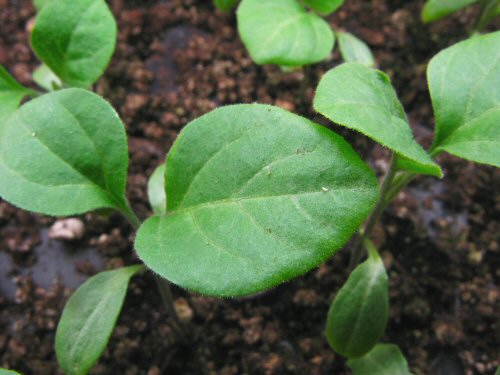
[1,0,499,374]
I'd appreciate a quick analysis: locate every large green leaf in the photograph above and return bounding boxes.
[237,0,335,66]
[31,0,117,88]
[304,0,344,15]
[56,265,143,375]
[326,241,388,358]
[214,0,239,11]
[135,104,379,297]
[0,88,130,216]
[0,66,32,124]
[422,0,478,23]
[147,163,166,215]
[337,31,375,67]
[314,63,442,177]
[347,344,412,375]
[428,32,500,167]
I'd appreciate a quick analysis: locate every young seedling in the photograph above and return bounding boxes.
[1,0,499,372]
[215,0,375,67]
[422,0,500,32]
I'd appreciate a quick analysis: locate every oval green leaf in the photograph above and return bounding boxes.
[0,88,130,216]
[326,242,388,358]
[428,32,500,167]
[147,163,166,215]
[135,104,379,297]
[422,0,478,23]
[337,31,375,67]
[0,66,33,124]
[56,265,143,375]
[214,0,239,11]
[31,0,117,88]
[237,0,335,66]
[347,344,412,375]
[304,0,344,15]
[314,63,442,177]
[33,63,62,91]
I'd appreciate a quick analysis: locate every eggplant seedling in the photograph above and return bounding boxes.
[1,0,499,373]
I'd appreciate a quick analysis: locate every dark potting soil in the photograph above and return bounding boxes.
[1,0,499,374]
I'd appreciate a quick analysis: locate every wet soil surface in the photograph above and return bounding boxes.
[1,0,499,374]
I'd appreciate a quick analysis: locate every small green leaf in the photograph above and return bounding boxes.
[33,64,62,91]
[56,265,143,375]
[314,63,442,177]
[347,344,412,375]
[304,0,344,15]
[337,31,375,67]
[0,66,32,124]
[214,0,239,11]
[237,0,335,66]
[135,104,379,297]
[422,0,478,23]
[326,241,388,358]
[0,88,130,216]
[31,0,117,88]
[428,32,500,167]
[147,163,166,215]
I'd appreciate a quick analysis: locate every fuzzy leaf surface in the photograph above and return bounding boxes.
[337,31,375,67]
[135,104,379,297]
[214,0,239,11]
[148,163,166,215]
[304,0,344,15]
[347,344,412,375]
[314,63,442,177]
[428,32,500,167]
[422,0,478,22]
[0,88,129,216]
[31,0,117,87]
[237,0,334,66]
[326,245,388,358]
[55,265,143,375]
[0,66,31,124]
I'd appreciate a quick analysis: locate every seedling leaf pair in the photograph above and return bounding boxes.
[314,63,443,178]
[31,0,117,88]
[428,31,500,167]
[137,104,379,296]
[0,89,130,216]
[56,265,143,375]
[326,241,388,358]
[237,0,335,66]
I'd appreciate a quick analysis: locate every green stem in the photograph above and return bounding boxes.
[349,154,397,269]
[118,201,184,335]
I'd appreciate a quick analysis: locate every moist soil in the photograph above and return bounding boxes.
[1,0,499,374]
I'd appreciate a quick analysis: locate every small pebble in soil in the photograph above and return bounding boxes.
[48,218,85,241]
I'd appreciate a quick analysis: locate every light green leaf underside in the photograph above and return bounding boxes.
[304,0,344,15]
[0,88,129,216]
[314,63,442,177]
[347,344,412,375]
[337,31,375,67]
[0,66,31,124]
[55,265,143,375]
[422,0,478,23]
[237,0,335,66]
[428,31,500,167]
[147,163,166,215]
[31,0,117,88]
[135,104,379,297]
[326,244,388,358]
[214,0,239,11]
[33,63,62,91]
